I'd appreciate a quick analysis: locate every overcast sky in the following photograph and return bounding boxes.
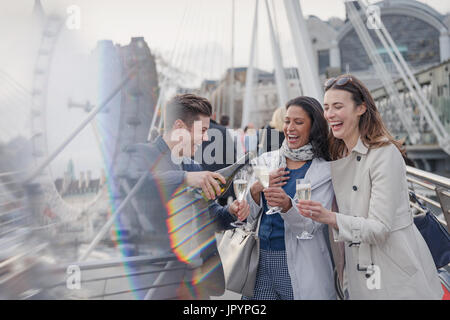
[1,1,449,75]
[0,0,449,179]
[1,0,449,83]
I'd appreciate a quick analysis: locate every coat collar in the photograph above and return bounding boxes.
[154,135,195,167]
[306,158,332,190]
[351,136,368,155]
[155,135,170,154]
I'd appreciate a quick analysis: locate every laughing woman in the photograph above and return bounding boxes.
[242,96,336,300]
[297,74,443,299]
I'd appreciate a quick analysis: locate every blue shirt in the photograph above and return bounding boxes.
[259,161,312,250]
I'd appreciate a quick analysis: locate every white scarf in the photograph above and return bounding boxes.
[277,140,315,167]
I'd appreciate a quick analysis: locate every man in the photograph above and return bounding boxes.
[126,94,249,299]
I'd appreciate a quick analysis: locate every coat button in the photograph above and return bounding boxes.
[356,156,361,161]
[352,186,358,191]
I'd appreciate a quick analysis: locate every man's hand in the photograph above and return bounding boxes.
[185,171,226,200]
[228,200,250,221]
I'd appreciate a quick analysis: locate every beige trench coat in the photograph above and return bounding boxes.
[331,137,443,299]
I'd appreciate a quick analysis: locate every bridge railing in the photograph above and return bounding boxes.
[43,253,181,300]
[406,165,450,231]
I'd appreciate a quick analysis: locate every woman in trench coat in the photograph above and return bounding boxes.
[297,74,443,299]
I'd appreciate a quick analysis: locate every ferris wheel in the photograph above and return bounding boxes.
[29,14,81,229]
[28,13,159,243]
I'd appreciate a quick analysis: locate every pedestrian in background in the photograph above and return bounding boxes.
[244,123,258,155]
[219,115,230,128]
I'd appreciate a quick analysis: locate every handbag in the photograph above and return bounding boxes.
[217,208,262,297]
[410,192,450,269]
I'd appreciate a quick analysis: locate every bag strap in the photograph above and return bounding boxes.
[411,191,450,240]
[248,206,264,233]
[409,191,427,211]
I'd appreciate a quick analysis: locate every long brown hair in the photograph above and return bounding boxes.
[325,74,405,160]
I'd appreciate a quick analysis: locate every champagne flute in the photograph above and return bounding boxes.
[295,178,315,240]
[253,166,270,189]
[254,162,280,215]
[265,156,282,215]
[230,169,250,228]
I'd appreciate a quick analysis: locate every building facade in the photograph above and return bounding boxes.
[198,0,450,142]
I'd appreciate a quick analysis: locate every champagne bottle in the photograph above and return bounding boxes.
[197,151,255,201]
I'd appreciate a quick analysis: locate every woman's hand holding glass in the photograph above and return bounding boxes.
[263,187,291,213]
[296,200,338,229]
[251,165,292,214]
[263,167,291,213]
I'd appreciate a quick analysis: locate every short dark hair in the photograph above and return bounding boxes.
[219,115,230,126]
[286,96,331,161]
[164,94,212,129]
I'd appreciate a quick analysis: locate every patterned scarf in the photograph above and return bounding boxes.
[277,140,315,167]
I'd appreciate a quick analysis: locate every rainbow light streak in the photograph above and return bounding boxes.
[96,101,222,299]
[163,173,224,295]
[191,251,223,285]
[168,209,214,251]
[94,45,192,299]
[91,46,144,299]
[166,200,206,234]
